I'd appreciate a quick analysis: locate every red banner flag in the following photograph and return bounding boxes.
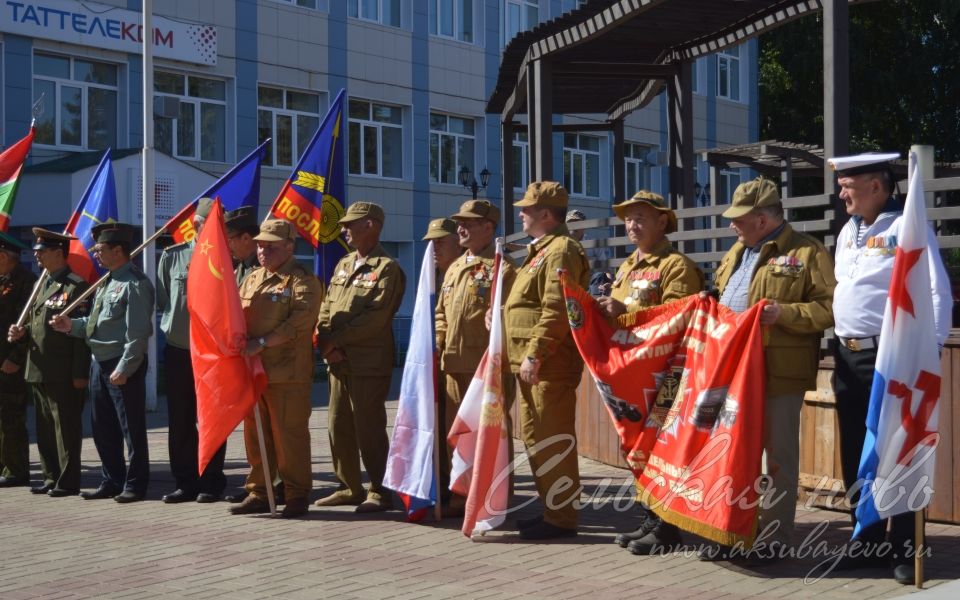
[187,199,267,473]
[562,281,767,547]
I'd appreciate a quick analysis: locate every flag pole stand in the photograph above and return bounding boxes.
[252,401,277,517]
[915,509,925,588]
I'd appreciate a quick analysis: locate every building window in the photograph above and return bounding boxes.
[348,99,403,178]
[560,0,586,13]
[32,53,118,150]
[719,169,741,204]
[429,0,473,43]
[429,113,475,185]
[273,0,317,8]
[563,133,600,198]
[257,86,322,168]
[154,71,227,162]
[504,1,538,45]
[512,131,529,191]
[348,0,401,26]
[717,45,741,102]
[624,143,651,196]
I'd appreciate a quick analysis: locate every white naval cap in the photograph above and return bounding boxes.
[827,152,900,177]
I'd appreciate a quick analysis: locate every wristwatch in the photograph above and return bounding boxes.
[257,337,267,348]
[526,356,539,364]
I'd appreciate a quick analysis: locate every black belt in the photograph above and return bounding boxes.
[838,335,879,352]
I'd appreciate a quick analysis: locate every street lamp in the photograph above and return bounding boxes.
[459,166,491,199]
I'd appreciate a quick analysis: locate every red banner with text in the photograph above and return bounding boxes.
[562,282,767,547]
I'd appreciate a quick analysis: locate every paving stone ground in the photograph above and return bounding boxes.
[1,384,957,599]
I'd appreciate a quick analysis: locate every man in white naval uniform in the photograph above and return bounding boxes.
[829,152,952,585]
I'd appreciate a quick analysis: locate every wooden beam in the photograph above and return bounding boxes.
[553,123,614,132]
[501,121,515,236]
[552,61,680,79]
[823,0,850,194]
[530,59,553,182]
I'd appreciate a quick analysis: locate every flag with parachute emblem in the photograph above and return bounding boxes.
[65,150,118,283]
[269,89,348,281]
[165,139,269,244]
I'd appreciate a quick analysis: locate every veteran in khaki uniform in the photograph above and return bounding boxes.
[0,233,37,487]
[704,178,835,561]
[316,202,406,513]
[599,191,703,318]
[229,219,323,518]
[8,229,89,496]
[596,191,703,555]
[504,182,589,540]
[52,223,155,503]
[422,217,461,279]
[435,200,514,513]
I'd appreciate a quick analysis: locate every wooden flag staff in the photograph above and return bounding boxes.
[54,222,173,319]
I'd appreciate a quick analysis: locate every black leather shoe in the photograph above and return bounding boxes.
[113,491,144,503]
[615,520,655,548]
[0,476,29,487]
[518,521,577,541]
[517,514,543,530]
[162,489,198,504]
[627,521,683,555]
[47,488,79,498]
[30,483,54,495]
[224,491,248,504]
[81,486,120,500]
[892,561,914,585]
[196,493,220,503]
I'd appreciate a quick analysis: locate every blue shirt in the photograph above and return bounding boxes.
[718,222,786,313]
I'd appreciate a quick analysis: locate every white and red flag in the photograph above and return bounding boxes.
[854,152,949,536]
[448,238,510,537]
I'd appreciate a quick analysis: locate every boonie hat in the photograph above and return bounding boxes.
[612,190,678,234]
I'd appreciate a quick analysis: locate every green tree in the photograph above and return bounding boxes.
[760,0,960,162]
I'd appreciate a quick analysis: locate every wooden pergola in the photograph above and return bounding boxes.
[487,0,873,234]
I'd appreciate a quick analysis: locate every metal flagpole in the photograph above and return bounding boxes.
[12,100,49,330]
[142,0,158,411]
[253,404,277,516]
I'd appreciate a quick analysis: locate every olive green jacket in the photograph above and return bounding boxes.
[24,266,91,383]
[436,243,515,374]
[503,224,589,378]
[317,245,406,373]
[610,239,704,310]
[715,222,836,397]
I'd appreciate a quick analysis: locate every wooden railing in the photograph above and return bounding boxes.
[502,176,960,524]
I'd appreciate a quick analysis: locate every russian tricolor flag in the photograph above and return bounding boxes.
[854,152,947,537]
[384,242,438,521]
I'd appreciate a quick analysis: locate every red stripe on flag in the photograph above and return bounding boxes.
[270,184,323,248]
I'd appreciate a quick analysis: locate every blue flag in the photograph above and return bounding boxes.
[268,89,348,281]
[65,149,119,282]
[168,139,270,243]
